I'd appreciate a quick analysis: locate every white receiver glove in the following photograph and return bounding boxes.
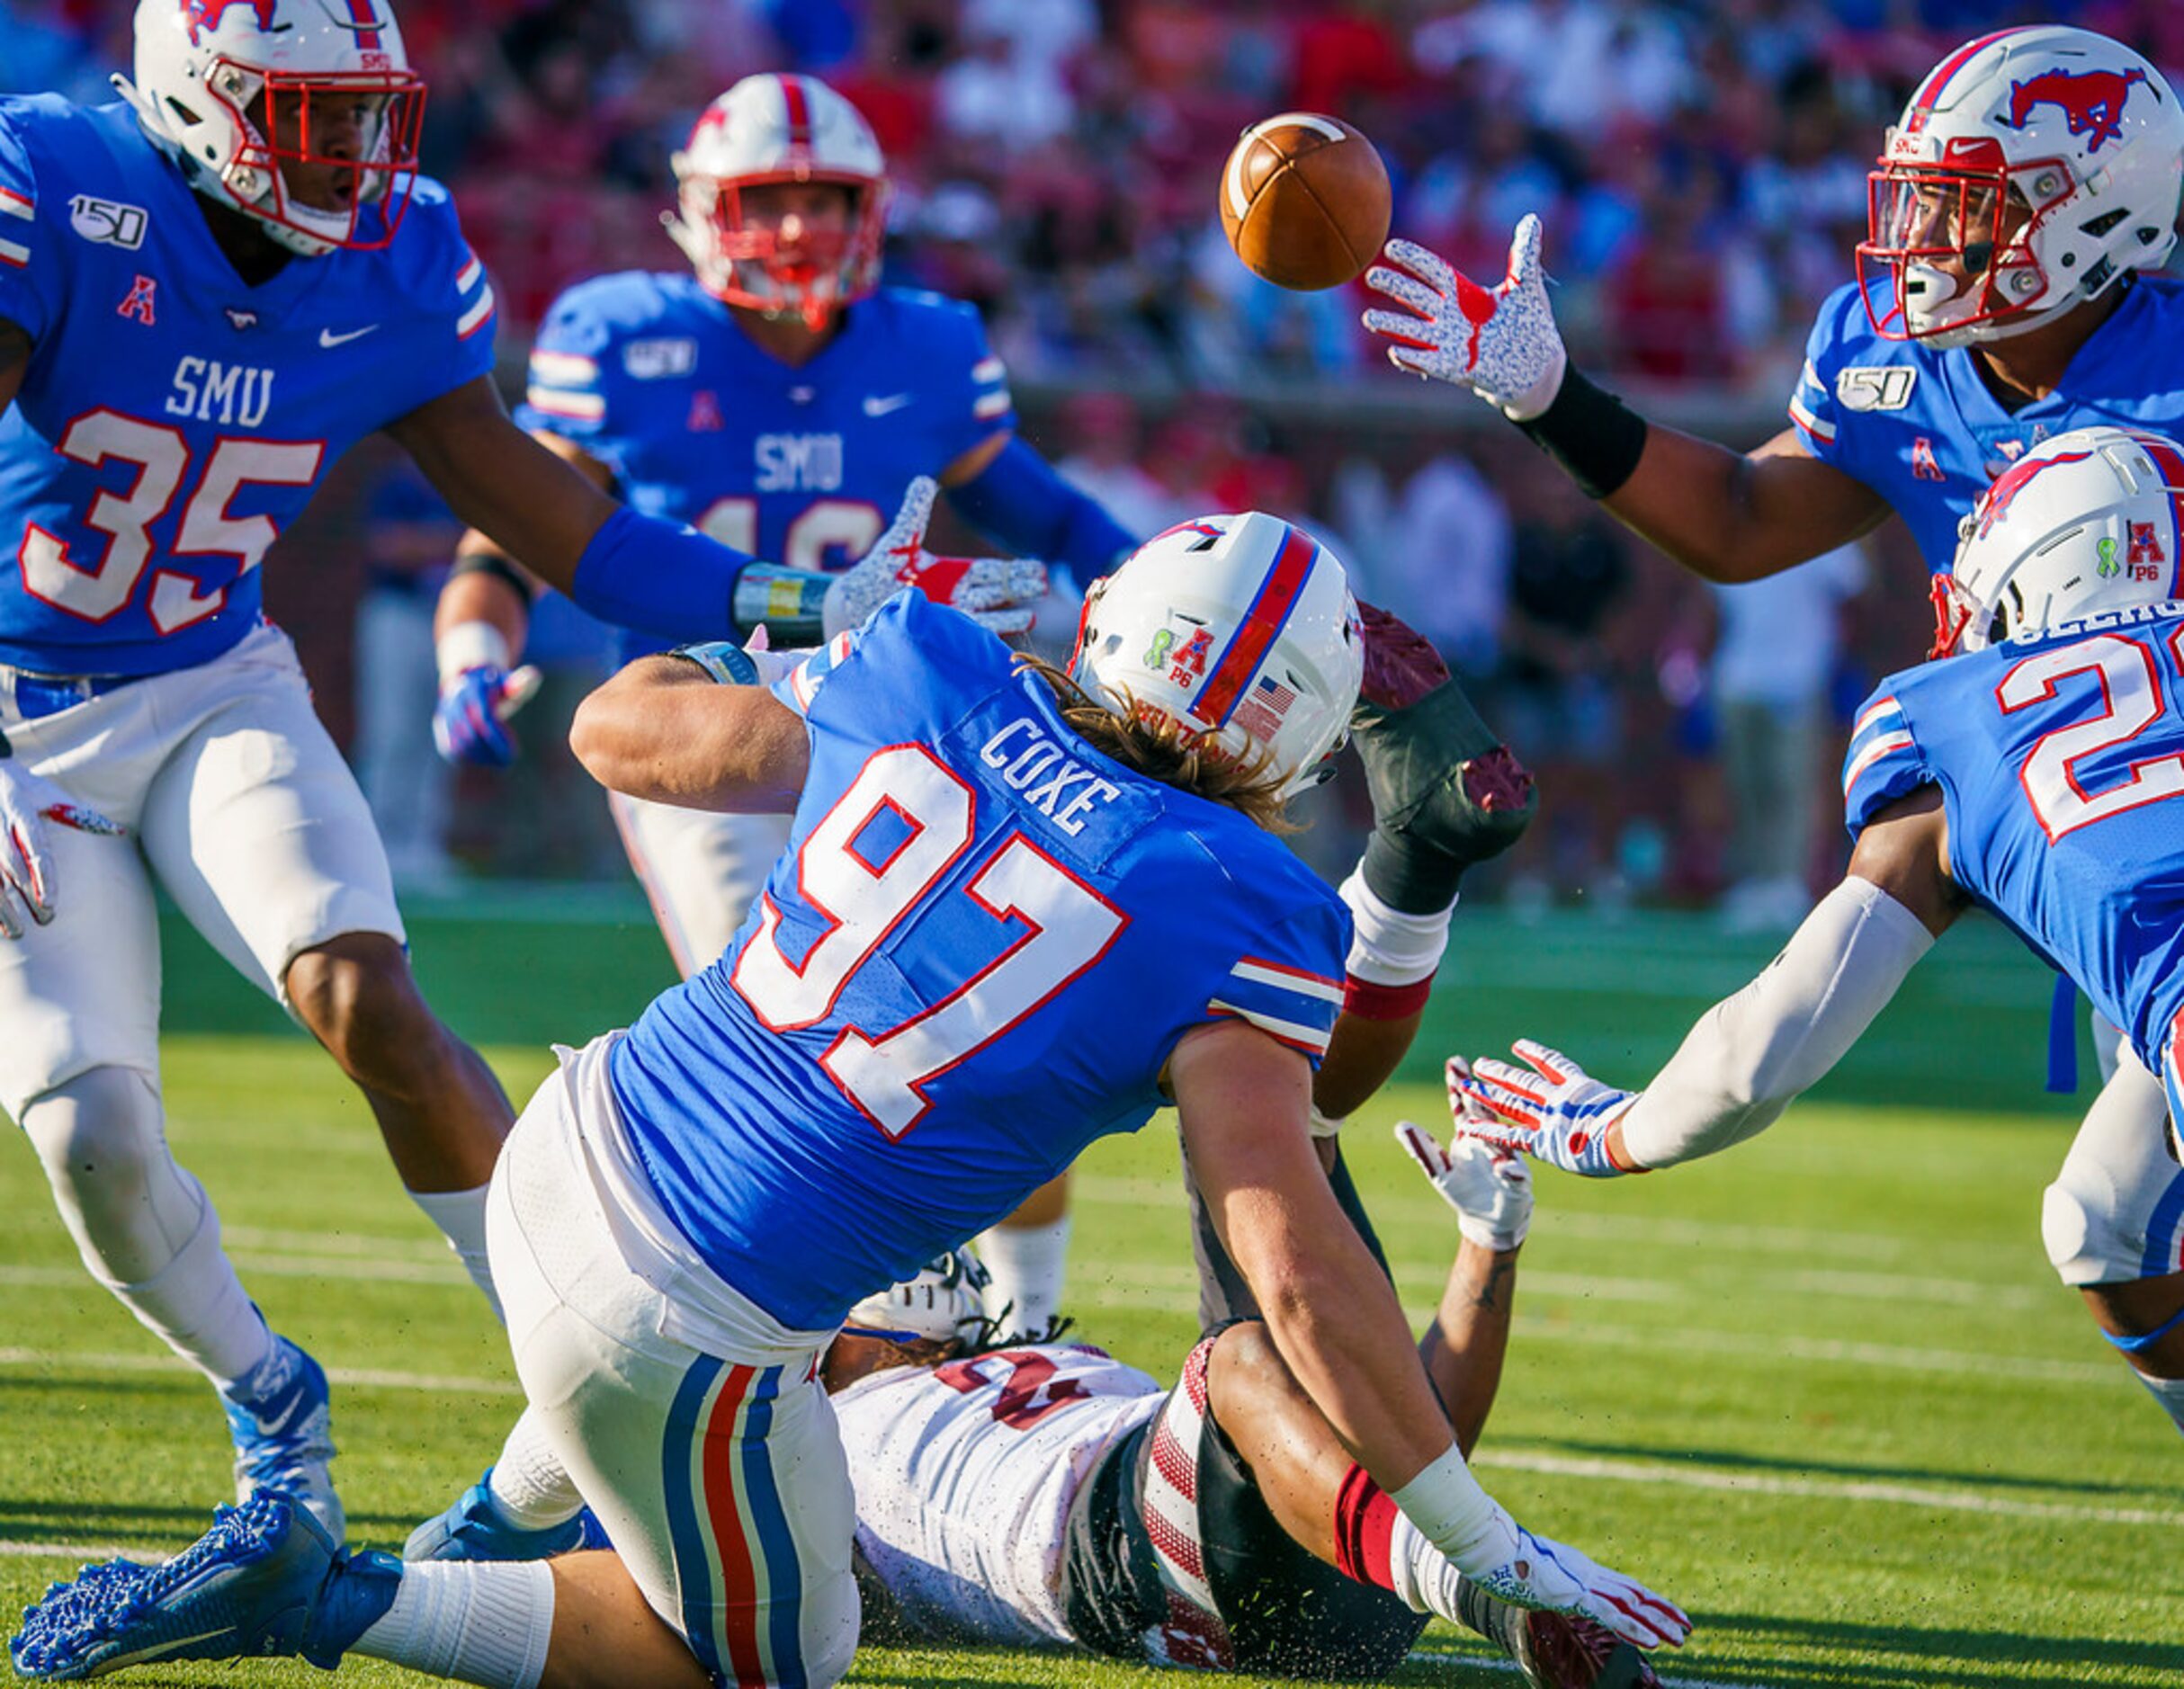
[0,747,124,940]
[1446,1043,1634,1178]
[1362,216,1569,421]
[822,477,1050,640]
[1394,1107,1534,1252]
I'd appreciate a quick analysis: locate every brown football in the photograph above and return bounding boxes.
[1219,112,1392,291]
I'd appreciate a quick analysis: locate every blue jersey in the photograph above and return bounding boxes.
[1842,602,2184,1071]
[0,98,495,677]
[1788,277,2184,574]
[515,273,1013,661]
[608,593,1348,1330]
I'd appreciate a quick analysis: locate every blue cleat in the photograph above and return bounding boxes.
[9,1491,399,1682]
[403,1467,609,1561]
[221,1335,343,1546]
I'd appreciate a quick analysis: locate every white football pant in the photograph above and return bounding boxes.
[488,1034,858,1687]
[609,792,786,979]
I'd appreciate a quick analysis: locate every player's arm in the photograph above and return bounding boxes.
[1172,1019,1687,1649]
[427,430,615,767]
[569,651,809,814]
[1455,787,1965,1175]
[1316,604,1537,1121]
[1361,220,1891,585]
[940,431,1138,587]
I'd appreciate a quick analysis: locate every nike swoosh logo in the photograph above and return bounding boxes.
[319,325,380,348]
[862,392,912,417]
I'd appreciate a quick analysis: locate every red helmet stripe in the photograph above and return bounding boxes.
[1189,526,1320,729]
[1908,28,2030,125]
[2128,433,2184,597]
[782,76,812,156]
[345,0,381,51]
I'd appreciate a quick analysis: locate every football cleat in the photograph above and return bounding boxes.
[1456,1575,1660,1689]
[221,1335,343,1546]
[403,1469,608,1562]
[9,1491,399,1681]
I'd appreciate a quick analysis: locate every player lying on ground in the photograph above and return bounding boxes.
[826,1146,1656,1689]
[1356,20,2184,1398]
[0,0,1043,1547]
[1446,426,2184,1440]
[11,516,1684,1685]
[430,71,1128,1339]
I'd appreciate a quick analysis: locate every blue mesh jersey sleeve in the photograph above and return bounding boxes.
[511,273,659,460]
[370,177,498,419]
[1841,677,1932,837]
[1206,907,1347,1066]
[1786,282,1863,467]
[885,290,1014,468]
[0,99,71,344]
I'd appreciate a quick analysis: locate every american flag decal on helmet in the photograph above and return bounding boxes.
[1231,673,1297,744]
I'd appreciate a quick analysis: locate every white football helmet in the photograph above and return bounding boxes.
[119,0,425,257]
[844,1248,990,1345]
[1858,25,2183,347]
[666,74,889,330]
[1070,513,1363,801]
[1935,426,2184,657]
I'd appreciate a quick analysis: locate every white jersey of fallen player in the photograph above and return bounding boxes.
[833,1343,1163,1648]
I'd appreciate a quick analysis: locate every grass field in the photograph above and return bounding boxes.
[1,899,2178,1687]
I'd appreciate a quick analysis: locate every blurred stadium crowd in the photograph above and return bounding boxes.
[6,0,2180,923]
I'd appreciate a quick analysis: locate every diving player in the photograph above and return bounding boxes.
[828,1157,1654,1689]
[1359,20,2184,1409]
[430,69,1136,1339]
[1445,428,2184,1440]
[0,0,1041,1544]
[12,514,1685,1686]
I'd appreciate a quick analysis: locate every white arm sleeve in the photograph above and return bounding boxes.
[1617,877,1935,1170]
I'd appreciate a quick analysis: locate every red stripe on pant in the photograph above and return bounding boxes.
[701,1363,770,1688]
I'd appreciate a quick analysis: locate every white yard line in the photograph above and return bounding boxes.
[0,1541,139,1561]
[1473,1448,2179,1528]
[0,1346,518,1396]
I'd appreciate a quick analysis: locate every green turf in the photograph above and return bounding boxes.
[3,1013,2177,1687]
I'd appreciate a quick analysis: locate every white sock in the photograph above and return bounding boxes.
[2133,1367,2184,1436]
[354,1560,553,1689]
[113,1200,273,1390]
[488,1408,585,1530]
[977,1215,1071,1337]
[1384,1509,1465,1624]
[409,1184,503,1321]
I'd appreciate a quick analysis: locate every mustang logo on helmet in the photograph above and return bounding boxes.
[2005,67,2150,152]
[1974,448,2095,539]
[182,0,279,47]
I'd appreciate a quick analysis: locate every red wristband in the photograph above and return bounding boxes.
[1342,971,1435,1022]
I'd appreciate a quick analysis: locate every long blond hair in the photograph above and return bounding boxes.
[1016,655,1298,834]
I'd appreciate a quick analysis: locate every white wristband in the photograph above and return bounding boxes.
[1390,1443,1503,1568]
[435,621,511,689]
[1339,867,1455,987]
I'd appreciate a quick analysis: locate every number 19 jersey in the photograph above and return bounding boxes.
[608,592,1350,1331]
[1843,602,2184,1070]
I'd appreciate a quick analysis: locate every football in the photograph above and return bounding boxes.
[1219,112,1392,290]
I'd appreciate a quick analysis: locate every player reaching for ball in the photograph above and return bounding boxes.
[430,70,1132,1339]
[1359,20,2184,1440]
[11,514,1683,1687]
[1446,426,2184,1442]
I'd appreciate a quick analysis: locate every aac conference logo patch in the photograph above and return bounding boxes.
[69,194,146,251]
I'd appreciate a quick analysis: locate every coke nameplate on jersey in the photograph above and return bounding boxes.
[165,357,274,428]
[756,433,843,493]
[980,719,1123,836]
